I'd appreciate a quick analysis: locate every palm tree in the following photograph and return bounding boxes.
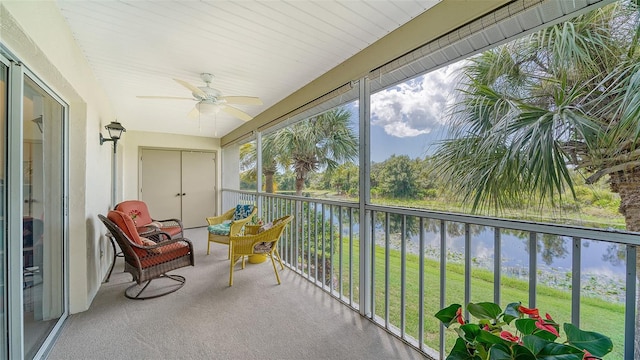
[275,108,358,196]
[433,2,640,218]
[239,134,280,193]
[430,1,640,354]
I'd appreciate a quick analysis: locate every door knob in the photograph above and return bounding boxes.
[176,193,181,197]
[182,193,186,196]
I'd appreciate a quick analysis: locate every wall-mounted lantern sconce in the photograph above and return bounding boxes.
[100,120,126,207]
[99,121,126,149]
[32,115,43,133]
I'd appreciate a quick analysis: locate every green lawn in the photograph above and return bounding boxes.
[304,236,627,358]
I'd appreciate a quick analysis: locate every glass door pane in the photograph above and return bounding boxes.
[23,75,64,359]
[0,59,8,360]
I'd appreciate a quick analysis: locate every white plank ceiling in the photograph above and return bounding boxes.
[55,0,440,138]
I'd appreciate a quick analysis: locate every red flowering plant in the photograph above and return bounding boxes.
[435,302,612,360]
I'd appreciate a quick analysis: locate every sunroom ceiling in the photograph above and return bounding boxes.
[55,0,440,138]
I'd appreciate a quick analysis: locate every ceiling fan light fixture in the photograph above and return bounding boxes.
[196,101,221,115]
[138,73,261,122]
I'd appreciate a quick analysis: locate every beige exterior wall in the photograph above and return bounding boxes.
[1,1,112,313]
[0,1,220,313]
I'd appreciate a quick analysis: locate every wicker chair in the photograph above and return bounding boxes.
[228,215,293,286]
[205,205,257,257]
[99,210,194,299]
[115,200,183,238]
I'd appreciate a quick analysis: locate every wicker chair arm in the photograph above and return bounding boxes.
[230,231,276,254]
[206,208,235,225]
[229,216,291,254]
[153,218,183,228]
[142,231,172,243]
[129,236,193,251]
[244,224,261,235]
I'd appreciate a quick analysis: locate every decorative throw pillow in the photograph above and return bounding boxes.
[141,237,161,254]
[258,222,273,233]
[149,221,163,228]
[254,242,273,253]
[232,204,254,221]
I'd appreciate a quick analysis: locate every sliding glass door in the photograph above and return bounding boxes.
[0,50,67,358]
[22,74,65,359]
[0,55,8,360]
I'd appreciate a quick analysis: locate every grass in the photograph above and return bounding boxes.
[290,235,627,358]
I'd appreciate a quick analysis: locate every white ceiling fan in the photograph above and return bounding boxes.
[137,73,262,121]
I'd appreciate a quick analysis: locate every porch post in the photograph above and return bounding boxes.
[256,131,262,218]
[358,77,371,316]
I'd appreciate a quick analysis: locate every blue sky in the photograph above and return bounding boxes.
[347,62,462,163]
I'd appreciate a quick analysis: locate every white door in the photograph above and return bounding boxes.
[140,149,182,220]
[140,149,216,228]
[181,151,216,228]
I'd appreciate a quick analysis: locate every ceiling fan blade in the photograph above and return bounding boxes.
[222,105,253,122]
[221,96,263,105]
[187,107,199,119]
[173,78,207,98]
[137,96,194,100]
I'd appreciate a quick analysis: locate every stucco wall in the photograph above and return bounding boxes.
[0,1,222,314]
[1,1,115,313]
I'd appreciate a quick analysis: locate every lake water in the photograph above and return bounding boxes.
[374,223,628,302]
[302,203,628,302]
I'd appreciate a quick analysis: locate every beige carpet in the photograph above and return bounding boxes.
[47,227,426,360]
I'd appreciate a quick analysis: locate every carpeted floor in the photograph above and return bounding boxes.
[47,227,426,360]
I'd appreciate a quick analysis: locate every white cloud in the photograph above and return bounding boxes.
[371,63,463,138]
[383,122,431,137]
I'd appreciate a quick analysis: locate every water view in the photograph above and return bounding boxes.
[371,219,627,303]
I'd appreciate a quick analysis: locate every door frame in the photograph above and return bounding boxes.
[137,146,218,218]
[3,51,70,360]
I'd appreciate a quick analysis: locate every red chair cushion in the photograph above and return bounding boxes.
[108,210,147,257]
[139,242,190,268]
[115,200,153,226]
[162,225,182,237]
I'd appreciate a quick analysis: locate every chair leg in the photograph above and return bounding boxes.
[207,239,211,255]
[229,251,235,286]
[273,249,285,270]
[270,254,281,285]
[125,274,186,300]
[227,244,231,259]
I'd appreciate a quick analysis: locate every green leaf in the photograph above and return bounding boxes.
[515,319,537,335]
[477,330,512,348]
[522,335,546,355]
[511,344,537,360]
[468,302,502,320]
[531,329,558,342]
[503,302,521,324]
[564,323,613,357]
[522,335,583,360]
[488,343,536,360]
[459,324,482,343]
[435,304,463,328]
[446,337,481,360]
[488,343,512,360]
